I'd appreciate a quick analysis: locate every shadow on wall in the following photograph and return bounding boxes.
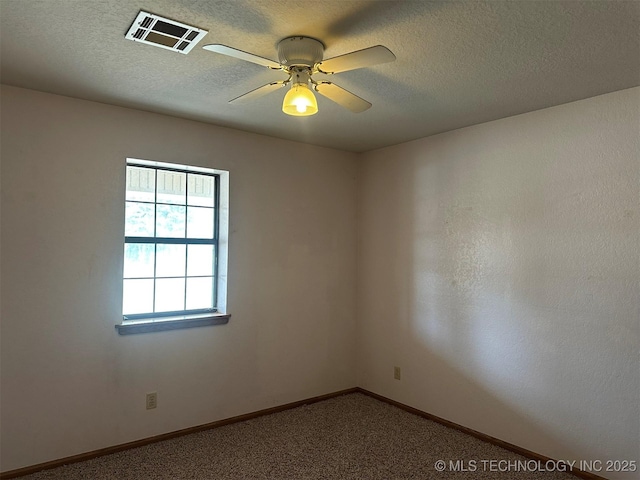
[358,141,638,471]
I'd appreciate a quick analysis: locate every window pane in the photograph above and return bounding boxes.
[156,204,186,238]
[157,170,186,205]
[187,244,214,276]
[188,174,215,207]
[123,163,222,319]
[123,279,154,314]
[125,202,154,237]
[186,277,213,310]
[126,166,155,202]
[155,278,185,312]
[123,243,155,278]
[187,206,214,239]
[156,244,186,277]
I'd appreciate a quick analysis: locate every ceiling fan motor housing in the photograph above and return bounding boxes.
[278,37,324,68]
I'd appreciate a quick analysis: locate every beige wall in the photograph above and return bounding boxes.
[0,85,358,471]
[2,85,638,477]
[357,87,639,479]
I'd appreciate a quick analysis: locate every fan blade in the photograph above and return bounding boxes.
[229,81,287,104]
[314,82,372,113]
[203,44,282,69]
[317,45,395,74]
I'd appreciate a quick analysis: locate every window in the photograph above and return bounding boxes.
[117,159,230,334]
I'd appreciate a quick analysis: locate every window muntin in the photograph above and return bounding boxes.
[123,163,219,318]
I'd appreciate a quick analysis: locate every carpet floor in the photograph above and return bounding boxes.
[15,393,575,479]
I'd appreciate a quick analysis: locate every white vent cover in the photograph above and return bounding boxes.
[125,11,207,54]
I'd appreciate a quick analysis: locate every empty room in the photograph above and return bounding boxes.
[0,1,638,479]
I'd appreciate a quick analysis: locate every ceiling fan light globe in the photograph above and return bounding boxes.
[282,83,318,116]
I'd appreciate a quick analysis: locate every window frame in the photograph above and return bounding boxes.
[117,159,230,335]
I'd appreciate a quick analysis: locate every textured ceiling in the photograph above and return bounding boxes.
[1,0,639,152]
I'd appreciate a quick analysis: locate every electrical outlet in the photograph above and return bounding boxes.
[394,366,401,380]
[146,392,157,410]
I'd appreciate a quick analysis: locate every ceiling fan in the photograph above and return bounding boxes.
[203,37,396,116]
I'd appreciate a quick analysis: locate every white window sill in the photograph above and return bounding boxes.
[116,312,230,335]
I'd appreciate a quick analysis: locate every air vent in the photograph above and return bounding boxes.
[125,11,207,54]
[140,16,154,29]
